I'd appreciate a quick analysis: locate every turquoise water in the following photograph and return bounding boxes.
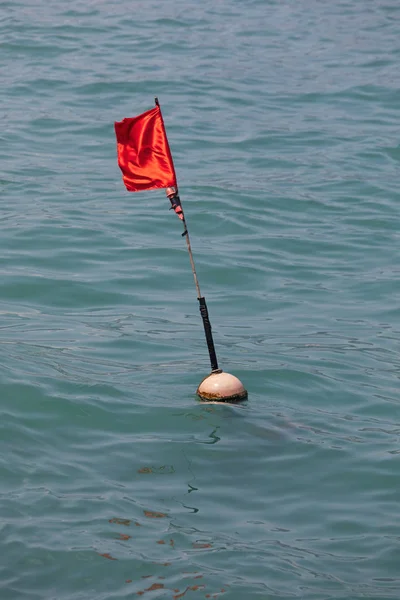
[1,1,400,598]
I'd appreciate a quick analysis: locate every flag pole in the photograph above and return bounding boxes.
[154,97,247,401]
[165,186,220,373]
[155,98,220,373]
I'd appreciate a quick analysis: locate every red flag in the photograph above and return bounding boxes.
[114,105,177,192]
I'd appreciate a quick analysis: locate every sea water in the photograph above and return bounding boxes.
[1,1,400,598]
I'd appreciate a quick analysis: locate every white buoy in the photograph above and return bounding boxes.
[197,370,248,403]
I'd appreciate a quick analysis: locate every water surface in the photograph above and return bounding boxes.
[1,1,400,598]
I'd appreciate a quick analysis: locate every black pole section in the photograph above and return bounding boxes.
[198,297,219,372]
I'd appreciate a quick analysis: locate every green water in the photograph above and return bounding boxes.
[1,1,400,598]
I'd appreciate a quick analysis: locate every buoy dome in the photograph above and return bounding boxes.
[197,370,248,403]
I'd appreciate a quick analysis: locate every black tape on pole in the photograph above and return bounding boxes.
[198,297,219,372]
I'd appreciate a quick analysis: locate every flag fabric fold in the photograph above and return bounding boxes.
[114,105,177,192]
